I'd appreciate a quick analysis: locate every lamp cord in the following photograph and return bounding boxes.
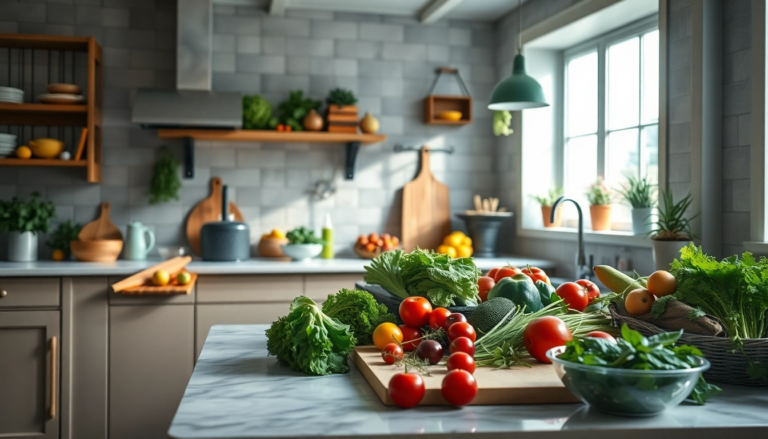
[517,0,523,54]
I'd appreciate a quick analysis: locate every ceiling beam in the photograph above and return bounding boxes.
[419,0,464,24]
[269,0,288,15]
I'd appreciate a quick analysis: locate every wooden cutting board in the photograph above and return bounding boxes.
[352,346,579,406]
[119,273,197,296]
[186,177,244,255]
[78,202,123,241]
[111,256,192,292]
[401,146,451,252]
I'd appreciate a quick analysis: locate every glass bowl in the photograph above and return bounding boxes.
[546,346,710,417]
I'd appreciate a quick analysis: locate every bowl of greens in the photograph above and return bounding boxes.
[281,226,324,261]
[547,324,716,417]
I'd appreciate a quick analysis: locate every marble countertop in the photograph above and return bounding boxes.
[0,256,556,277]
[168,325,768,439]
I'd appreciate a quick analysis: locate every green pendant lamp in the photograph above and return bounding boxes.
[488,0,549,111]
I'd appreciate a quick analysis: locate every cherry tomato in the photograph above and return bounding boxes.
[373,322,404,350]
[575,279,600,302]
[388,372,425,408]
[442,313,467,331]
[487,267,501,279]
[478,276,495,302]
[441,369,478,406]
[523,316,572,363]
[447,322,476,343]
[522,266,551,285]
[446,352,476,374]
[429,307,452,330]
[399,325,423,352]
[382,343,404,364]
[449,336,476,357]
[494,266,522,283]
[399,297,432,327]
[415,339,444,365]
[555,282,589,312]
[584,331,616,343]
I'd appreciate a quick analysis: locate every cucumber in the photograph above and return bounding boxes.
[593,265,647,296]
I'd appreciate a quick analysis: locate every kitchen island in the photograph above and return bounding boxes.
[169,325,768,439]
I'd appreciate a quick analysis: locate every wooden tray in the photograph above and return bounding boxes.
[352,346,579,406]
[111,256,192,293]
[120,273,197,296]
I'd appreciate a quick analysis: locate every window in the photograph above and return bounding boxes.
[561,18,659,229]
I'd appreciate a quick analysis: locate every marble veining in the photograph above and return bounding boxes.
[168,325,768,439]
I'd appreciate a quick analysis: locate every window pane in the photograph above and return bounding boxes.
[642,124,659,185]
[642,30,660,124]
[565,135,598,208]
[607,37,640,130]
[566,51,598,137]
[606,128,639,187]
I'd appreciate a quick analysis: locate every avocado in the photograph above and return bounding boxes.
[468,297,517,337]
[487,274,543,313]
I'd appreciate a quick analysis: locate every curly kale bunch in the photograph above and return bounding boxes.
[321,289,396,345]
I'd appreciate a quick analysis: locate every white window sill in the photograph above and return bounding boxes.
[743,242,768,255]
[518,227,653,248]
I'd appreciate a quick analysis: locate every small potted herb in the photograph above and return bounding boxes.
[530,187,563,228]
[616,175,656,235]
[325,88,358,133]
[585,177,612,231]
[46,220,81,261]
[0,192,56,261]
[651,189,698,270]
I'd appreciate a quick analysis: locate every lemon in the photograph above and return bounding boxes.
[270,229,286,239]
[152,270,170,286]
[437,245,457,258]
[444,231,465,248]
[176,271,192,286]
[51,249,65,261]
[456,245,473,258]
[462,236,472,246]
[16,146,31,159]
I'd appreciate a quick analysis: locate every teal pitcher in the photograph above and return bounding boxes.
[124,222,155,260]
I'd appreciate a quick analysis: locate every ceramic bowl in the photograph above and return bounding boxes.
[280,243,323,261]
[258,237,289,258]
[70,240,123,262]
[437,110,463,121]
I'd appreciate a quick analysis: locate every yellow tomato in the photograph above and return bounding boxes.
[51,249,65,261]
[462,236,472,246]
[456,245,473,258]
[437,245,457,258]
[372,322,403,350]
[16,146,31,159]
[152,270,170,286]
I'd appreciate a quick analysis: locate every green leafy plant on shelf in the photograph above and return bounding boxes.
[530,187,563,207]
[242,95,278,129]
[0,192,56,234]
[325,88,357,107]
[493,110,513,136]
[46,220,81,258]
[277,90,322,131]
[652,189,698,241]
[585,177,612,206]
[149,146,181,205]
[617,175,655,208]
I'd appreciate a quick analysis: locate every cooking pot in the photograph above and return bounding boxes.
[200,185,250,261]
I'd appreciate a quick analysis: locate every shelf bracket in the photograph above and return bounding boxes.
[345,141,361,180]
[183,137,194,179]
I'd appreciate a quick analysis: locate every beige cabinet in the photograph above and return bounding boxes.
[0,311,60,439]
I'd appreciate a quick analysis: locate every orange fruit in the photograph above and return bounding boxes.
[625,288,655,315]
[372,322,403,350]
[647,271,677,297]
[16,146,31,159]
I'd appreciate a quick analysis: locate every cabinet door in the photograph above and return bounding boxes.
[195,303,290,359]
[109,305,194,439]
[0,311,59,439]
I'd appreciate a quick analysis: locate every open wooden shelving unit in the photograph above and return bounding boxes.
[0,34,102,182]
[157,129,387,180]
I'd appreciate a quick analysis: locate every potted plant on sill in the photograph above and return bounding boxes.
[531,187,563,228]
[586,177,612,231]
[651,189,698,270]
[0,192,56,262]
[617,175,656,235]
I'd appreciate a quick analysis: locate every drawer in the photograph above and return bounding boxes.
[108,276,196,305]
[197,275,303,303]
[304,274,363,302]
[0,278,60,308]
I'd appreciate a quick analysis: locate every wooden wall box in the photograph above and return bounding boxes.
[424,95,472,125]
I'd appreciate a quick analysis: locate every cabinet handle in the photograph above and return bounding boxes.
[49,336,57,419]
[0,290,7,298]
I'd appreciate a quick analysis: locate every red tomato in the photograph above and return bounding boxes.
[399,297,432,327]
[555,282,589,312]
[388,372,425,408]
[441,369,478,406]
[382,343,404,364]
[449,336,476,357]
[399,325,423,351]
[487,267,501,279]
[523,316,572,363]
[584,331,616,343]
[522,266,551,285]
[478,276,495,303]
[447,322,476,343]
[429,307,452,330]
[446,352,476,374]
[442,313,467,331]
[576,279,601,302]
[494,266,522,282]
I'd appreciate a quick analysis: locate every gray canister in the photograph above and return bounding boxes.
[200,185,250,261]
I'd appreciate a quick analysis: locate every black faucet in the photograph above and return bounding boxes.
[550,196,593,281]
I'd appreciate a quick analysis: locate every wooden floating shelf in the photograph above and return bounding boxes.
[0,103,87,113]
[0,103,88,127]
[0,34,92,51]
[0,159,88,167]
[156,129,386,145]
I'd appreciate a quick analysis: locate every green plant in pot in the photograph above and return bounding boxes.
[0,192,56,262]
[616,175,656,235]
[149,146,181,205]
[530,187,563,228]
[585,177,613,231]
[651,189,698,270]
[46,220,81,260]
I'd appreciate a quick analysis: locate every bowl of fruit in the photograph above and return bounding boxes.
[258,229,289,258]
[354,232,400,259]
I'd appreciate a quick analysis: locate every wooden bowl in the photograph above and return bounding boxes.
[258,237,289,258]
[47,83,82,94]
[70,239,123,262]
[353,245,381,259]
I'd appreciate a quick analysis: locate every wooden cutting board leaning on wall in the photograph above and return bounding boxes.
[186,177,245,255]
[401,146,451,252]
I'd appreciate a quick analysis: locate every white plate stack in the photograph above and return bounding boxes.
[0,86,24,104]
[0,133,17,158]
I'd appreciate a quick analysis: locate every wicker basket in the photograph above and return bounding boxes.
[609,303,768,386]
[355,282,476,319]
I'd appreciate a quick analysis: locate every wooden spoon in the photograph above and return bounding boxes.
[78,202,123,241]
